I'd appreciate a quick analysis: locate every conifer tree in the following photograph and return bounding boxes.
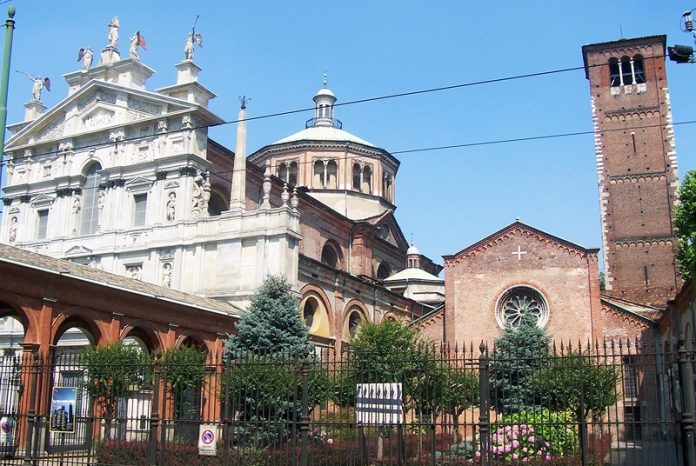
[489,313,550,414]
[225,275,309,356]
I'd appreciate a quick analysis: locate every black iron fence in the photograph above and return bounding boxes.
[0,339,693,465]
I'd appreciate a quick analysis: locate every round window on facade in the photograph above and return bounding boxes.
[495,285,549,329]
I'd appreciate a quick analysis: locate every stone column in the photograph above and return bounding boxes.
[229,104,247,211]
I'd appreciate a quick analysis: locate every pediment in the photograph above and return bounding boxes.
[444,221,594,262]
[29,194,55,207]
[64,245,93,256]
[6,81,198,151]
[81,105,116,130]
[125,176,153,191]
[360,211,409,250]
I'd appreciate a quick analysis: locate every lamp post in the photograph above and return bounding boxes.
[0,5,15,191]
[669,9,696,63]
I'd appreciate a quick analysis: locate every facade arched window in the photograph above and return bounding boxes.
[80,162,102,235]
[288,161,298,186]
[313,160,324,187]
[362,165,372,194]
[382,173,393,203]
[376,262,391,280]
[300,294,331,338]
[343,308,365,339]
[633,54,645,84]
[321,242,340,269]
[620,56,633,85]
[352,163,361,190]
[208,190,228,216]
[609,57,620,87]
[279,161,299,186]
[312,160,338,189]
[326,160,337,189]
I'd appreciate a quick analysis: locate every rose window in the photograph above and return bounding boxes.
[495,286,549,329]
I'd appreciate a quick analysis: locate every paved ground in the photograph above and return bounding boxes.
[605,440,680,466]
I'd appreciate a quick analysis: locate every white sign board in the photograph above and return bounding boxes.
[198,424,217,456]
[355,383,403,425]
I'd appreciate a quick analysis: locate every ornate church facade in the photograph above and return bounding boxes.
[0,20,442,356]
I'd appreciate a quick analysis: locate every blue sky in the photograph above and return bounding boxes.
[3,1,696,268]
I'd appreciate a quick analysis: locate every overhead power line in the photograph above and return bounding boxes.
[2,55,668,165]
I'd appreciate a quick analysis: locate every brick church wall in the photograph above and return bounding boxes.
[444,225,601,346]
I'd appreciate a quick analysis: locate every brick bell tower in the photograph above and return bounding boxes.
[582,35,680,308]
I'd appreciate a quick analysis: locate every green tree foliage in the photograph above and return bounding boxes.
[333,319,478,423]
[490,314,550,414]
[332,319,422,407]
[675,169,696,280]
[160,344,207,393]
[222,276,326,447]
[225,275,309,356]
[530,352,618,420]
[439,367,479,442]
[82,342,152,419]
[225,354,330,446]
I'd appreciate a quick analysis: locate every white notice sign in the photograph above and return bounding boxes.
[198,424,217,456]
[355,383,403,425]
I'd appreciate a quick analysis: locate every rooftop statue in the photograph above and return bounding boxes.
[107,16,120,48]
[77,47,94,71]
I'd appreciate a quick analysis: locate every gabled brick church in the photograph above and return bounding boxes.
[420,35,681,345]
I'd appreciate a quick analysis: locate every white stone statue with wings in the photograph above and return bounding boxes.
[77,47,94,71]
[184,16,203,60]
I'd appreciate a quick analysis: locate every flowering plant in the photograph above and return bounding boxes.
[478,423,552,463]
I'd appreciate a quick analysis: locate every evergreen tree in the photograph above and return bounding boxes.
[675,169,696,280]
[225,275,309,356]
[490,313,550,414]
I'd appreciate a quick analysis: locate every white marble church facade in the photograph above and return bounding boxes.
[0,20,441,350]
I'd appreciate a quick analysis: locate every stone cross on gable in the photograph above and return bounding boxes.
[512,245,527,261]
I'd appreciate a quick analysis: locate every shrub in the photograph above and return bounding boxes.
[502,409,578,456]
[481,423,552,462]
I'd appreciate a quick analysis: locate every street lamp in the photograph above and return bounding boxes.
[669,8,696,64]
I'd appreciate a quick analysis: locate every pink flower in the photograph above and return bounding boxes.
[512,440,520,448]
[528,436,536,443]
[326,438,334,445]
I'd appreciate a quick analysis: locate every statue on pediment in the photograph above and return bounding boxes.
[107,17,120,48]
[18,72,50,102]
[129,31,146,61]
[184,16,203,60]
[77,48,94,71]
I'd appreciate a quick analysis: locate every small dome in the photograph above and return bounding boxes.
[407,245,420,255]
[314,87,335,99]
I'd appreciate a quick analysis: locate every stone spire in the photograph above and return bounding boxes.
[312,73,337,127]
[229,99,248,210]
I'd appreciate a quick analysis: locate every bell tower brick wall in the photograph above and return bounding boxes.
[582,35,681,307]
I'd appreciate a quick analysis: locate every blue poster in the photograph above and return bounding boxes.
[50,387,76,433]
